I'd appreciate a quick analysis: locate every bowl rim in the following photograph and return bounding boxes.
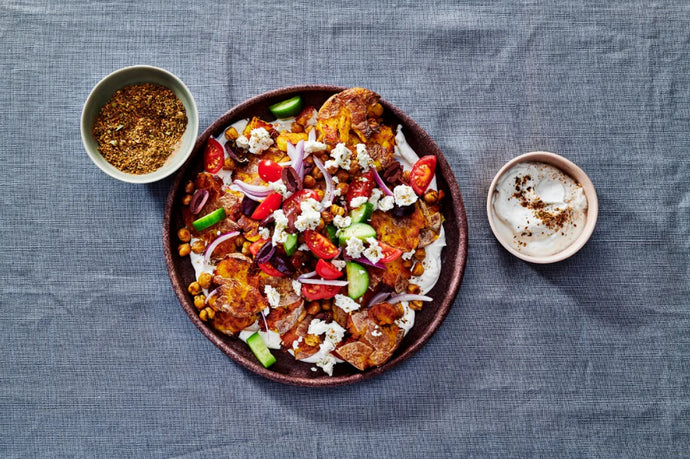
[80,65,199,184]
[163,84,469,386]
[486,151,598,264]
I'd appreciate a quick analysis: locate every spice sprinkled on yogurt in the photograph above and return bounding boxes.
[491,162,587,256]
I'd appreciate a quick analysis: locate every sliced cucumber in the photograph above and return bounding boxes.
[346,261,369,299]
[246,332,276,368]
[192,207,226,232]
[325,224,338,245]
[350,202,374,224]
[338,222,377,246]
[284,233,298,256]
[269,95,303,119]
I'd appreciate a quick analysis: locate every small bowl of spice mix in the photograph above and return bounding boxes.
[81,65,198,183]
[487,151,598,263]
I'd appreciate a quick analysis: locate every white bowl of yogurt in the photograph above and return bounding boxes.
[487,151,598,263]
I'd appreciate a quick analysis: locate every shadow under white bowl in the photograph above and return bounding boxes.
[486,151,598,264]
[81,65,199,184]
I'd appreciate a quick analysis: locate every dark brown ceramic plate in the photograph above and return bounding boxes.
[163,85,468,387]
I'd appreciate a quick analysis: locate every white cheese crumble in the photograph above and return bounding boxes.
[258,227,270,240]
[402,249,416,260]
[292,279,302,296]
[378,195,395,211]
[363,237,384,264]
[331,259,347,269]
[345,237,365,258]
[332,214,352,229]
[264,285,281,308]
[304,140,327,153]
[298,243,309,251]
[368,188,382,210]
[291,335,303,350]
[350,196,369,209]
[269,181,288,196]
[247,127,274,154]
[235,135,250,149]
[334,294,362,313]
[356,144,374,171]
[393,184,418,207]
[324,143,351,171]
[271,209,289,245]
[308,319,346,349]
[294,198,322,232]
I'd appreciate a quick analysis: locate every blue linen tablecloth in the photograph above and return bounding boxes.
[2,1,689,457]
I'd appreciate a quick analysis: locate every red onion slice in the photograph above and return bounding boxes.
[206,288,220,305]
[373,168,394,196]
[368,292,391,307]
[313,157,334,207]
[299,278,349,287]
[189,189,209,215]
[387,294,433,304]
[297,271,317,281]
[255,242,276,264]
[232,180,272,195]
[203,231,240,265]
[353,256,385,269]
[293,140,306,180]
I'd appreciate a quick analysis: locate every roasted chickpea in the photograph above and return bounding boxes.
[178,243,191,257]
[303,175,316,188]
[306,301,321,315]
[407,283,421,295]
[182,194,192,206]
[177,227,191,242]
[291,122,304,133]
[423,189,438,205]
[184,180,195,194]
[330,204,345,216]
[335,170,349,183]
[335,182,349,196]
[204,307,216,320]
[321,300,332,311]
[191,240,206,254]
[414,248,426,261]
[223,157,235,171]
[208,294,217,308]
[412,262,425,277]
[315,189,324,201]
[241,241,251,256]
[410,300,424,311]
[316,218,325,231]
[437,190,445,201]
[224,126,239,141]
[199,308,209,321]
[198,272,212,289]
[194,295,206,310]
[311,166,323,180]
[187,281,202,296]
[402,258,414,269]
[321,210,334,224]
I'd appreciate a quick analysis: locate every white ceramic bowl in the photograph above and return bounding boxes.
[486,151,598,264]
[81,65,199,183]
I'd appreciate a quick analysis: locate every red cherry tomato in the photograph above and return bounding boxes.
[282,189,320,223]
[304,230,339,260]
[379,241,403,263]
[409,155,437,195]
[250,192,283,220]
[315,259,344,279]
[258,262,285,277]
[346,170,375,207]
[258,159,283,183]
[301,283,341,301]
[204,138,225,173]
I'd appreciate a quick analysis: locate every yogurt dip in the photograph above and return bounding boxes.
[491,162,587,257]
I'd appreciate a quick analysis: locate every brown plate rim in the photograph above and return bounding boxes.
[163,84,468,387]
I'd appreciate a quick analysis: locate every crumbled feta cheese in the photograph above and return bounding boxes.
[334,294,361,313]
[394,184,418,207]
[331,259,347,269]
[355,144,374,171]
[333,187,342,196]
[363,237,384,264]
[345,237,365,258]
[247,127,274,154]
[264,285,281,308]
[331,176,339,184]
[292,279,302,296]
[350,196,368,209]
[294,198,322,232]
[402,249,416,260]
[327,143,352,170]
[272,209,289,244]
[304,140,327,153]
[235,135,250,149]
[258,227,270,240]
[368,188,382,209]
[269,181,288,196]
[298,243,309,251]
[316,353,338,376]
[371,326,382,337]
[378,195,395,211]
[308,319,346,350]
[332,214,352,229]
[292,336,303,350]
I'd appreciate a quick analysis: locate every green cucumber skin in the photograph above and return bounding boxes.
[338,223,377,246]
[269,96,303,119]
[284,233,298,256]
[192,208,226,232]
[346,261,369,299]
[246,332,276,368]
[350,202,374,224]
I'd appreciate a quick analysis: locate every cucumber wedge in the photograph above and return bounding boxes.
[338,222,377,246]
[350,202,374,223]
[346,261,369,299]
[269,95,303,119]
[284,233,298,256]
[246,332,276,368]
[192,207,226,232]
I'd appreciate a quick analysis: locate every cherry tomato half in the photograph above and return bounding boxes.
[249,239,269,257]
[304,230,339,260]
[409,155,437,195]
[258,262,285,278]
[250,192,283,221]
[204,138,225,174]
[379,241,403,264]
[302,283,341,301]
[315,259,344,279]
[346,170,375,207]
[258,159,283,183]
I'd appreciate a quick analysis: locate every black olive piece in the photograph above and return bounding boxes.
[240,195,259,217]
[281,166,303,193]
[392,203,415,217]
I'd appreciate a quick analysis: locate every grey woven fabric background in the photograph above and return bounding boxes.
[2,0,689,457]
